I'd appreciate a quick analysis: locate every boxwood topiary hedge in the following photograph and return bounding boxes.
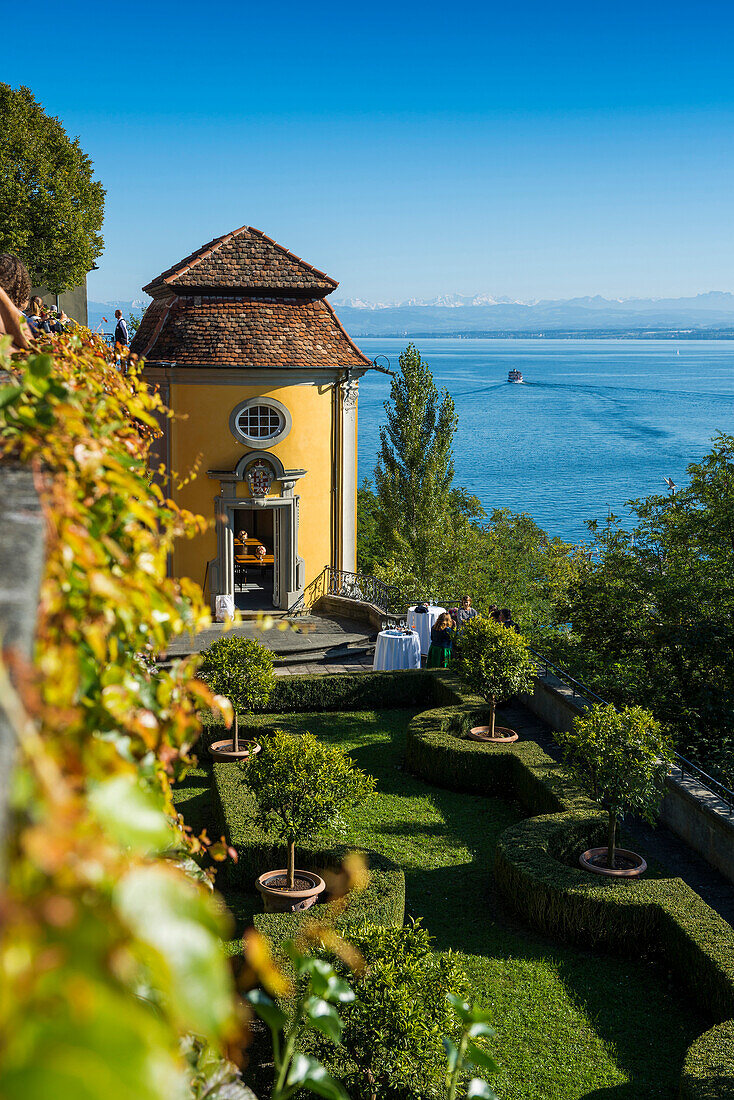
[404,670,734,1100]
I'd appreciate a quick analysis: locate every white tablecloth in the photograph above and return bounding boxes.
[373,629,422,671]
[407,605,446,655]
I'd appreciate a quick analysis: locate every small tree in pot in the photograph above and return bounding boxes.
[247,730,376,910]
[199,635,275,759]
[454,618,535,740]
[199,634,275,711]
[556,703,674,873]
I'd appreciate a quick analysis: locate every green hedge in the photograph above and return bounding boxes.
[404,670,734,1100]
[211,757,405,950]
[259,669,438,713]
[680,1021,734,1099]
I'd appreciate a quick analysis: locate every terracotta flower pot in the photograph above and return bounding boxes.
[209,739,261,761]
[467,725,519,744]
[256,869,326,913]
[579,847,647,878]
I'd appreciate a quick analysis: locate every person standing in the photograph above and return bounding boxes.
[455,594,479,631]
[114,309,129,348]
[426,612,455,668]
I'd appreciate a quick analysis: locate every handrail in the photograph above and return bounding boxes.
[528,644,734,815]
[287,566,401,618]
[527,647,609,706]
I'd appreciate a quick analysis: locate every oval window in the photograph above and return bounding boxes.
[229,398,291,448]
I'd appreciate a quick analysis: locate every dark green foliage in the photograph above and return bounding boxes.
[328,919,468,1100]
[199,635,275,713]
[539,433,734,784]
[247,949,353,1100]
[453,618,536,737]
[0,84,105,291]
[557,704,673,824]
[259,670,438,714]
[373,344,458,589]
[356,478,381,575]
[556,703,674,868]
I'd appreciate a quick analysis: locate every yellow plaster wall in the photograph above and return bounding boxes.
[168,380,335,593]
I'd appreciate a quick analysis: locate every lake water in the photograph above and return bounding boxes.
[356,338,734,544]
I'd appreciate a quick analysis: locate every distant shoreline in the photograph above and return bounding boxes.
[353,330,734,340]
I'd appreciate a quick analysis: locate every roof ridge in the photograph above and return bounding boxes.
[246,227,338,289]
[143,225,338,295]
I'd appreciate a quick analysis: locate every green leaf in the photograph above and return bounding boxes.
[468,1022,496,1039]
[115,864,233,1038]
[28,354,53,378]
[88,775,172,853]
[285,1054,349,1100]
[467,1079,499,1099]
[323,975,355,1005]
[245,989,287,1035]
[304,997,342,1044]
[0,385,20,410]
[446,992,471,1022]
[0,980,187,1100]
[466,1042,500,1074]
[442,1036,458,1072]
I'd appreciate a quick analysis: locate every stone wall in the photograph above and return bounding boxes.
[0,467,44,878]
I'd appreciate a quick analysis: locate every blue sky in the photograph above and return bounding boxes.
[6,0,734,302]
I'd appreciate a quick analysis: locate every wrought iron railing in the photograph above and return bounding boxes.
[527,648,609,706]
[287,567,402,618]
[528,646,734,815]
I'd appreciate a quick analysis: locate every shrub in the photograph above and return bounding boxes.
[555,703,674,869]
[245,731,376,889]
[328,919,468,1100]
[199,635,275,714]
[453,618,536,737]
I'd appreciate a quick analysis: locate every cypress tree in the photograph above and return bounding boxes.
[374,344,458,584]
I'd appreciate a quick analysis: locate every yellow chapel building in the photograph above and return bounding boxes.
[130,225,372,613]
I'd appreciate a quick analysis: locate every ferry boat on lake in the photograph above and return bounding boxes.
[507,369,523,383]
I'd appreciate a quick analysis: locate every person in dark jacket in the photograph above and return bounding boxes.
[114,309,129,348]
[426,612,455,668]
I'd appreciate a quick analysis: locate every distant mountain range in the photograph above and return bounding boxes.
[330,291,734,337]
[90,291,734,339]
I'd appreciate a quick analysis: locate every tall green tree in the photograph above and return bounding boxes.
[374,344,458,588]
[0,84,105,292]
[542,433,734,780]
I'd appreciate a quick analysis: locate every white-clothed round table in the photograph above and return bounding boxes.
[406,605,446,655]
[373,629,422,671]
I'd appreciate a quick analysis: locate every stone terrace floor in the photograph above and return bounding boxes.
[165,613,375,675]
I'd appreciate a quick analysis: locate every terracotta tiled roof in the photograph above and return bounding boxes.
[130,295,371,368]
[143,226,338,298]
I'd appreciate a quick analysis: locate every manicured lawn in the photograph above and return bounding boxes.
[175,709,701,1100]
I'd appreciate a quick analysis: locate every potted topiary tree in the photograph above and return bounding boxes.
[556,703,674,877]
[453,618,536,742]
[246,730,376,912]
[198,635,275,761]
